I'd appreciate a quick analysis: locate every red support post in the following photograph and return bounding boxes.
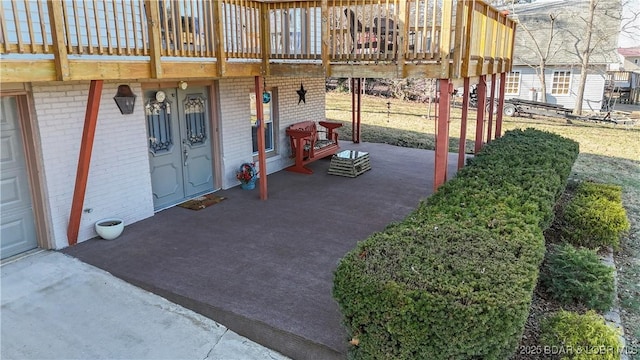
[351,78,356,142]
[355,78,362,143]
[350,78,362,143]
[434,79,451,191]
[67,80,103,245]
[496,72,507,138]
[487,73,496,143]
[458,77,470,169]
[474,75,486,154]
[254,76,268,200]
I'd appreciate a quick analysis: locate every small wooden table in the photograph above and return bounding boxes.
[328,150,371,177]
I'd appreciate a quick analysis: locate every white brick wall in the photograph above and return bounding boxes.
[28,76,326,249]
[217,76,326,189]
[31,81,154,249]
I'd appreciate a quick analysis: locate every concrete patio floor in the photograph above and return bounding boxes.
[64,142,465,360]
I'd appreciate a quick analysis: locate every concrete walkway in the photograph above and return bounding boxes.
[1,251,289,360]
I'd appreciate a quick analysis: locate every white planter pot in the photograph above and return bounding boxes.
[95,218,124,240]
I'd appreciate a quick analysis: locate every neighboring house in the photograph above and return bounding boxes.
[502,0,620,112]
[0,0,515,259]
[606,47,640,104]
[618,46,640,72]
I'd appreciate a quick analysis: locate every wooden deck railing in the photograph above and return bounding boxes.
[0,0,515,81]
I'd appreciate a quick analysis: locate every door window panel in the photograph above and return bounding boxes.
[145,99,173,153]
[183,95,207,146]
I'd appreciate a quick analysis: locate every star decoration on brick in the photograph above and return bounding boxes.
[297,83,307,104]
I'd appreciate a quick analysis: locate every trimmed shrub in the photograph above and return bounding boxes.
[561,182,630,250]
[333,129,579,359]
[543,243,615,311]
[540,310,622,360]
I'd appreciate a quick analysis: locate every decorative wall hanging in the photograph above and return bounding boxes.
[262,78,271,104]
[297,83,307,104]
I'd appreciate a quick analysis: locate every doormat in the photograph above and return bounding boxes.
[177,194,227,211]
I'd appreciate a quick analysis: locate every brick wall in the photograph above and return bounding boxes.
[217,76,326,189]
[28,76,327,249]
[31,82,154,249]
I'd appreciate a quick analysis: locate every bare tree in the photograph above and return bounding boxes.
[573,0,598,115]
[506,0,624,113]
[515,12,559,103]
[619,0,640,47]
[569,0,625,115]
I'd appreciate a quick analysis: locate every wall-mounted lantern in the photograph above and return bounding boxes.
[113,85,136,115]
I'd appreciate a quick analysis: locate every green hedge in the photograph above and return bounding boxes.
[540,310,622,360]
[543,243,615,311]
[333,129,579,359]
[561,182,630,250]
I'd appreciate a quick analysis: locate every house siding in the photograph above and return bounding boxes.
[31,82,154,250]
[506,66,607,112]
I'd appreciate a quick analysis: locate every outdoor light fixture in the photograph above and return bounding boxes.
[113,84,136,115]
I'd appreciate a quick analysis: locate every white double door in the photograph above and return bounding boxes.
[145,87,214,211]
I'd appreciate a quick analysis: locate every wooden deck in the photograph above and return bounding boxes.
[0,0,515,82]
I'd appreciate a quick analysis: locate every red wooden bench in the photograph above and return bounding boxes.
[285,120,343,174]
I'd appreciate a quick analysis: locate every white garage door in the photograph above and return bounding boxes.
[1,96,37,259]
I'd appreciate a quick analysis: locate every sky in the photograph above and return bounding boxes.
[618,0,640,48]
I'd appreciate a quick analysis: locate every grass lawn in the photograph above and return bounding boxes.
[326,91,640,358]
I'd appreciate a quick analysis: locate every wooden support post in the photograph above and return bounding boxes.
[351,78,357,143]
[461,1,474,78]
[67,80,103,245]
[474,75,486,154]
[487,73,496,142]
[47,0,70,81]
[213,1,226,76]
[321,0,330,76]
[397,0,408,76]
[255,76,267,200]
[452,1,466,78]
[458,77,470,169]
[144,0,163,79]
[496,72,506,138]
[355,78,362,143]
[439,0,453,78]
[434,79,451,191]
[260,3,271,77]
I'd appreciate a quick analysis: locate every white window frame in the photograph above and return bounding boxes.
[505,71,521,95]
[250,90,276,156]
[551,70,571,96]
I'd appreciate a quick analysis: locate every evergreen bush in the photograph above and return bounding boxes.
[540,310,622,360]
[333,128,579,359]
[561,182,630,250]
[543,243,615,311]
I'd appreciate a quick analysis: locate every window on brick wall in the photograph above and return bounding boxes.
[551,71,571,95]
[505,71,520,94]
[250,90,276,155]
